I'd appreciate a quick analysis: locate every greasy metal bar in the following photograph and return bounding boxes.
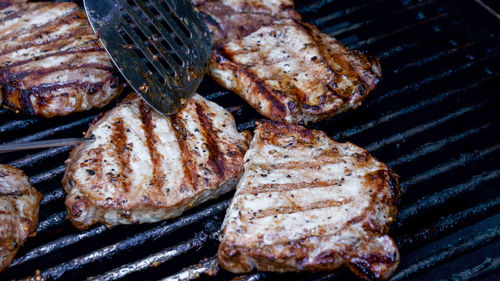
[397,196,500,250]
[395,170,500,227]
[323,0,439,35]
[392,35,497,73]
[333,76,497,140]
[37,200,230,280]
[7,146,72,169]
[159,256,219,281]
[36,211,67,234]
[351,12,448,48]
[365,52,499,108]
[88,231,212,281]
[388,122,497,167]
[442,256,500,281]
[29,164,66,185]
[40,188,66,206]
[312,0,383,27]
[6,115,95,144]
[392,224,500,280]
[11,226,107,267]
[400,144,500,190]
[0,118,39,135]
[365,100,491,152]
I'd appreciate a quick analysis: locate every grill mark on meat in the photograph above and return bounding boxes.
[195,101,226,178]
[27,81,108,96]
[171,114,197,192]
[0,9,84,54]
[242,198,352,220]
[1,45,105,69]
[0,2,45,25]
[138,100,165,192]
[240,179,345,194]
[0,4,58,38]
[215,49,288,117]
[2,63,113,81]
[110,118,132,195]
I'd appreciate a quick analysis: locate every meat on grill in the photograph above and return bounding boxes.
[0,2,123,118]
[0,164,42,272]
[194,0,381,124]
[63,93,250,230]
[218,121,400,280]
[193,0,301,47]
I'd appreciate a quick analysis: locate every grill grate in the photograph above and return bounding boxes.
[1,0,499,280]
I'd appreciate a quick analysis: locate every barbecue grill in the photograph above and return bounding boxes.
[1,0,499,280]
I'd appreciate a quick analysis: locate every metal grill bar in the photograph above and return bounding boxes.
[312,0,382,26]
[29,165,66,185]
[40,188,66,206]
[37,211,67,234]
[88,230,213,281]
[8,146,72,169]
[365,53,499,108]
[35,200,230,280]
[0,118,39,135]
[323,0,439,35]
[351,12,448,49]
[443,256,500,281]
[365,101,491,152]
[392,35,497,74]
[333,76,497,140]
[400,144,500,191]
[397,196,500,250]
[392,224,500,280]
[159,256,219,281]
[396,170,500,227]
[4,116,95,144]
[388,122,497,167]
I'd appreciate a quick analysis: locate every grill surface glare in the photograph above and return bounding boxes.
[0,0,499,280]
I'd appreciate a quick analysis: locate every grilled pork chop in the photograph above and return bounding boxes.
[209,18,381,124]
[218,121,400,280]
[194,0,381,124]
[63,93,250,230]
[0,165,42,272]
[0,2,123,117]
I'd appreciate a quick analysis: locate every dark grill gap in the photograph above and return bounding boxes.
[0,0,499,280]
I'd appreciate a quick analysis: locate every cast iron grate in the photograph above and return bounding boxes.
[0,0,499,280]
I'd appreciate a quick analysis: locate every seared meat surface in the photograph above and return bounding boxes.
[194,0,300,46]
[0,2,123,117]
[194,0,381,124]
[0,165,42,272]
[218,121,400,280]
[63,93,250,230]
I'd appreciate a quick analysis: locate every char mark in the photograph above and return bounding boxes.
[139,100,165,191]
[195,101,226,179]
[171,113,197,192]
[110,117,132,194]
